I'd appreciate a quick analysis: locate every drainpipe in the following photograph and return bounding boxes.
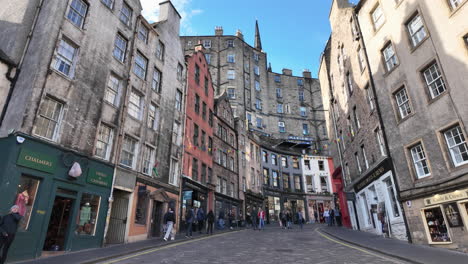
[353,12,412,243]
[0,0,45,128]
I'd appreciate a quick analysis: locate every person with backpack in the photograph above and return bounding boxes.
[0,205,22,264]
[163,208,175,241]
[185,206,194,238]
[197,207,205,234]
[206,210,215,235]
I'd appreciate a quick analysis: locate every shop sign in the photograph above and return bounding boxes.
[424,189,468,206]
[183,191,193,200]
[87,168,113,188]
[354,158,391,192]
[17,148,57,173]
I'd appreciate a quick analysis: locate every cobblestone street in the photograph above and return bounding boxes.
[94,225,404,264]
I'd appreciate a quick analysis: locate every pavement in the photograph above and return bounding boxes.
[320,225,468,264]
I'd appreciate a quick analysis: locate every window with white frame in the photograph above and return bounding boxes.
[278,122,285,133]
[172,121,181,145]
[298,91,304,102]
[52,38,77,77]
[353,106,360,129]
[448,0,464,10]
[35,97,63,141]
[222,179,227,194]
[169,159,179,185]
[95,124,113,160]
[300,107,307,117]
[133,52,147,79]
[101,0,114,9]
[156,41,165,61]
[383,43,398,72]
[227,39,234,47]
[138,24,149,43]
[147,103,159,130]
[175,89,182,111]
[104,74,121,106]
[113,34,127,62]
[303,124,309,135]
[366,85,374,111]
[128,90,142,120]
[357,46,365,72]
[205,54,211,64]
[67,0,88,28]
[410,143,430,178]
[203,40,211,48]
[347,116,355,137]
[444,125,468,166]
[177,63,183,81]
[256,117,263,128]
[274,75,281,82]
[227,70,235,80]
[120,135,137,168]
[384,177,400,217]
[255,80,260,91]
[255,99,262,110]
[254,53,259,61]
[227,54,235,63]
[360,192,372,226]
[407,13,427,47]
[346,72,354,94]
[142,145,155,176]
[152,68,162,92]
[355,152,362,173]
[277,104,284,113]
[216,177,221,192]
[395,87,412,119]
[375,127,386,156]
[227,88,235,99]
[276,88,282,98]
[297,79,304,86]
[361,145,369,170]
[423,62,446,99]
[371,4,385,30]
[119,2,132,26]
[254,65,260,76]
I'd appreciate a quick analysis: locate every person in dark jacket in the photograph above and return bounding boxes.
[251,207,258,230]
[197,208,205,234]
[218,210,225,229]
[163,208,175,241]
[286,211,292,229]
[0,205,22,264]
[185,207,194,238]
[206,210,215,235]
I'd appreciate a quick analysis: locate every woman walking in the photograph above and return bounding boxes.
[324,207,330,226]
[0,205,22,264]
[206,210,215,235]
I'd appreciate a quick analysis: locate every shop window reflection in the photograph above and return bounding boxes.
[423,207,451,243]
[15,175,40,231]
[76,194,101,236]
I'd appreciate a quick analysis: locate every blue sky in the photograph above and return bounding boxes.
[142,0,341,78]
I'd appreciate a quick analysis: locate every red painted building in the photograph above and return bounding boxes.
[330,163,352,228]
[181,45,215,227]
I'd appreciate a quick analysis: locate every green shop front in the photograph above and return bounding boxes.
[0,134,113,262]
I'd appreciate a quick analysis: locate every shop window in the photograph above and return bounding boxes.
[76,193,101,236]
[15,176,40,231]
[135,185,149,225]
[423,207,451,243]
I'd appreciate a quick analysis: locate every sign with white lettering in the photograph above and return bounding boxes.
[17,148,57,173]
[424,189,468,206]
[87,167,113,188]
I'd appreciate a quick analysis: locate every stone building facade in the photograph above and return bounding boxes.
[0,1,186,260]
[319,0,407,240]
[355,0,468,250]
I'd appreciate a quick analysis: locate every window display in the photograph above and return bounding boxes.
[16,176,40,231]
[423,207,451,243]
[76,193,101,236]
[443,203,463,227]
[135,185,149,225]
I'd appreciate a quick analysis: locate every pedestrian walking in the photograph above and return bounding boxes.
[297,210,304,229]
[206,210,215,235]
[0,205,22,264]
[197,207,205,234]
[185,207,194,238]
[314,210,318,223]
[324,208,330,226]
[163,208,175,241]
[228,209,235,230]
[335,208,342,227]
[286,211,292,229]
[218,210,225,230]
[258,208,265,230]
[281,210,287,229]
[251,207,258,230]
[279,211,284,228]
[330,208,335,226]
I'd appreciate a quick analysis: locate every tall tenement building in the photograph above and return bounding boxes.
[181,24,328,153]
[321,0,468,251]
[0,0,186,261]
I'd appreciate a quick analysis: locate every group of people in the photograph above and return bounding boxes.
[182,207,217,238]
[279,209,304,229]
[246,207,266,230]
[322,207,342,226]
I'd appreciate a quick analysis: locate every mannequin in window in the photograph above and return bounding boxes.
[15,188,29,217]
[79,202,92,226]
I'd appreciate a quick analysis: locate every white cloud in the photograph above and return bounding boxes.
[140,0,203,35]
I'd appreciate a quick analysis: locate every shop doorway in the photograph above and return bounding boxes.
[43,196,74,252]
[151,201,164,237]
[106,190,129,244]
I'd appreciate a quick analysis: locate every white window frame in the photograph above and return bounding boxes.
[227,88,236,99]
[133,52,147,79]
[113,34,127,62]
[203,40,212,48]
[276,88,282,98]
[104,73,121,106]
[256,117,263,128]
[120,2,132,26]
[444,125,468,167]
[383,177,401,219]
[277,104,284,114]
[407,14,427,47]
[101,0,114,9]
[298,91,304,102]
[255,80,260,91]
[371,4,385,30]
[67,0,88,28]
[52,38,78,78]
[255,99,262,110]
[95,124,114,161]
[175,90,182,111]
[152,68,162,93]
[254,65,260,76]
[355,152,362,173]
[169,158,179,186]
[303,124,309,135]
[138,23,149,43]
[227,54,235,63]
[449,0,464,10]
[357,46,365,71]
[423,63,446,99]
[361,146,369,170]
[383,43,398,71]
[34,97,64,141]
[410,143,431,178]
[395,87,412,119]
[278,122,285,133]
[227,70,235,80]
[120,135,138,168]
[300,107,307,117]
[147,103,159,130]
[128,90,142,120]
[375,127,386,156]
[142,145,155,176]
[227,39,234,47]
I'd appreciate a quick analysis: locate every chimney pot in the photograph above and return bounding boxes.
[215,26,223,36]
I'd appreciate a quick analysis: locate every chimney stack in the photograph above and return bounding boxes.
[236,29,244,40]
[282,68,292,76]
[302,69,312,78]
[215,26,223,36]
